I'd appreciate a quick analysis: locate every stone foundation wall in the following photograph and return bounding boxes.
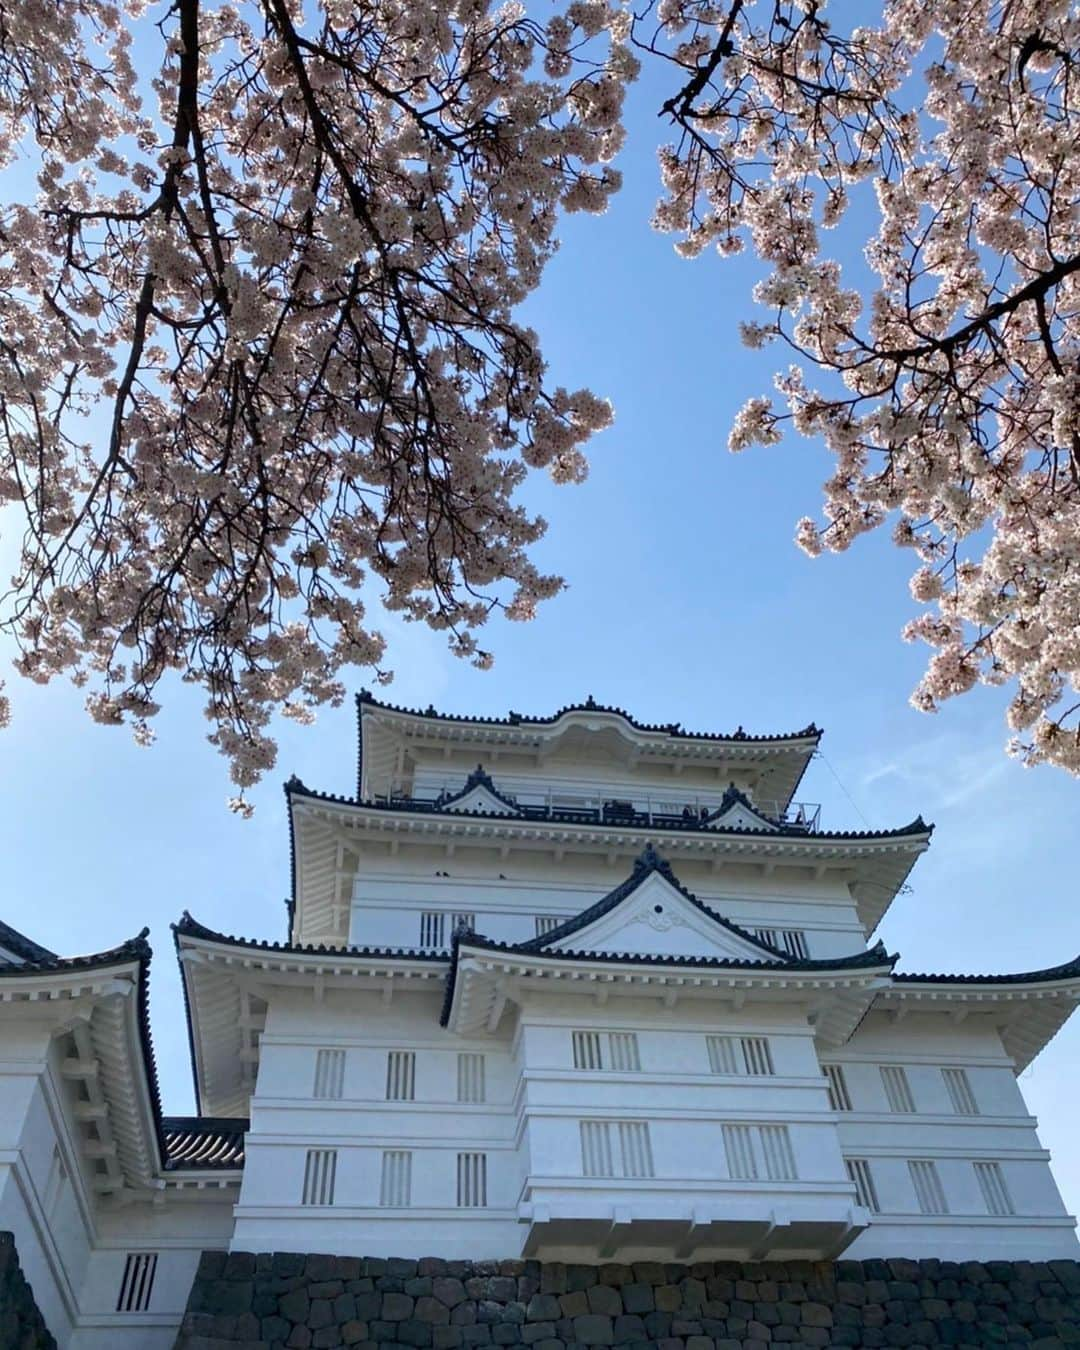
[0,1231,58,1349]
[174,1252,1080,1350]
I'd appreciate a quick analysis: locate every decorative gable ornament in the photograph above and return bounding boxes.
[439,765,520,817]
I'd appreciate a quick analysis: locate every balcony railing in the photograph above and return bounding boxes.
[375,785,821,833]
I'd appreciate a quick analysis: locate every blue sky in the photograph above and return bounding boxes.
[2,39,1079,1218]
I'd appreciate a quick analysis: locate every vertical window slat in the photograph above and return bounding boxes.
[759,1124,796,1180]
[116,1253,159,1313]
[314,1048,345,1099]
[845,1158,880,1213]
[974,1161,1015,1216]
[607,1032,641,1072]
[943,1067,980,1115]
[740,1037,775,1076]
[386,1050,416,1101]
[380,1150,412,1207]
[420,912,445,949]
[457,1052,486,1103]
[722,1123,758,1180]
[881,1065,916,1113]
[535,915,561,937]
[707,1035,738,1074]
[302,1148,337,1205]
[572,1030,603,1071]
[457,1152,487,1206]
[823,1063,853,1111]
[909,1159,948,1214]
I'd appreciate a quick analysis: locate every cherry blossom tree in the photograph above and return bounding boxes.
[0,0,632,806]
[643,0,1080,773]
[4,0,1080,795]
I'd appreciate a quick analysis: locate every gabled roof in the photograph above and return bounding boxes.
[515,845,788,960]
[0,919,57,966]
[440,765,521,816]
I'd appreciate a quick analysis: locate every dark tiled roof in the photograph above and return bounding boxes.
[440,928,896,1025]
[441,765,521,813]
[0,919,57,966]
[173,911,450,964]
[285,776,932,844]
[162,1117,247,1171]
[893,958,1080,987]
[357,690,822,745]
[515,844,789,958]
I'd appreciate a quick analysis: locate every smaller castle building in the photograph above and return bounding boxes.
[1,695,1078,1348]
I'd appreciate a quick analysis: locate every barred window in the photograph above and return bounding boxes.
[974,1161,1014,1216]
[909,1159,948,1214]
[313,1048,345,1099]
[881,1065,916,1113]
[116,1253,158,1312]
[706,1035,773,1075]
[535,915,561,937]
[580,1120,654,1178]
[707,1035,738,1074]
[419,912,445,948]
[845,1158,880,1213]
[753,927,809,958]
[457,1052,486,1103]
[386,1050,416,1101]
[571,1030,641,1071]
[302,1149,337,1206]
[943,1067,979,1115]
[759,1125,796,1180]
[380,1151,412,1207]
[722,1124,758,1180]
[451,911,475,934]
[741,1037,774,1076]
[457,1152,488,1207]
[824,1063,853,1111]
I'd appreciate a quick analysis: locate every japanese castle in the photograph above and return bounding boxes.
[2,694,1078,1347]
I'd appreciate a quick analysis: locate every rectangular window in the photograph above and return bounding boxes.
[754,927,809,958]
[579,1120,654,1178]
[572,1030,641,1071]
[943,1067,979,1116]
[419,911,445,949]
[707,1034,738,1074]
[451,911,475,934]
[457,1152,488,1207]
[580,1120,615,1177]
[824,1063,853,1111]
[617,1121,654,1177]
[722,1123,758,1180]
[457,1053,486,1103]
[535,915,561,937]
[881,1065,916,1113]
[572,1030,603,1070]
[116,1253,158,1313]
[313,1048,345,1100]
[909,1159,948,1214]
[759,1124,797,1180]
[302,1149,337,1206]
[974,1161,1015,1216]
[741,1037,775,1076]
[380,1150,412,1207]
[845,1158,880,1213]
[386,1050,416,1101]
[607,1032,641,1072]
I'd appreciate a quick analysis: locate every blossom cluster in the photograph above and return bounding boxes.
[645,0,1080,773]
[0,0,634,801]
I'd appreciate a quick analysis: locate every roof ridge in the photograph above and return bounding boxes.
[356,690,822,745]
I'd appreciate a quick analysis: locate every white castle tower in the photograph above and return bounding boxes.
[2,694,1078,1346]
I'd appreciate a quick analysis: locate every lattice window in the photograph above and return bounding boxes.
[302,1149,337,1206]
[909,1159,948,1214]
[116,1253,158,1312]
[845,1158,880,1213]
[753,927,809,958]
[386,1050,416,1101]
[617,1121,654,1177]
[535,915,561,937]
[572,1030,603,1070]
[823,1063,853,1111]
[974,1161,1015,1216]
[722,1124,758,1180]
[579,1120,653,1178]
[419,912,445,948]
[451,911,476,934]
[457,1053,486,1103]
[943,1067,980,1116]
[313,1048,345,1100]
[380,1151,412,1207]
[881,1065,916,1113]
[741,1037,775,1076]
[706,1035,739,1074]
[759,1125,797,1180]
[608,1032,641,1072]
[457,1152,488,1207]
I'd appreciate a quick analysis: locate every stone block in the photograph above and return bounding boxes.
[655,1286,681,1312]
[342,1324,370,1346]
[573,1313,615,1345]
[309,1299,335,1330]
[528,1294,563,1322]
[416,1297,451,1325]
[432,1329,464,1349]
[433,1280,468,1310]
[612,1313,647,1341]
[587,1286,623,1317]
[621,1284,654,1315]
[383,1295,417,1323]
[398,1320,434,1347]
[560,1291,590,1318]
[313,1327,344,1348]
[522,1322,556,1343]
